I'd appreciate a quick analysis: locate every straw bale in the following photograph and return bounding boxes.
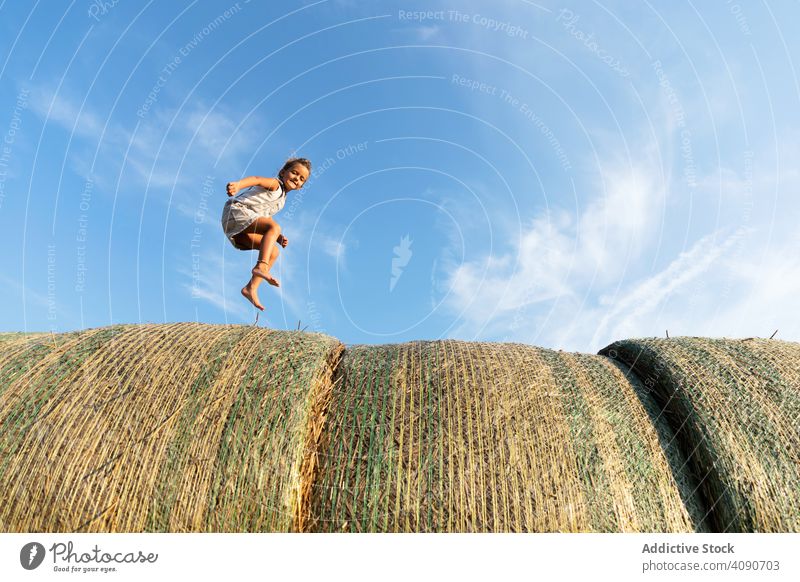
[13,324,792,533]
[600,337,800,532]
[0,323,342,532]
[310,341,702,532]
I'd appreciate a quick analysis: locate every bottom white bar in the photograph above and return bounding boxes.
[1,533,797,581]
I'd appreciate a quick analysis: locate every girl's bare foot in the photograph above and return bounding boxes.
[241,284,264,310]
[251,262,280,287]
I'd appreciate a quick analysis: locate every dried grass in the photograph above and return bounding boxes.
[600,337,800,532]
[310,341,701,532]
[0,323,342,532]
[5,326,794,533]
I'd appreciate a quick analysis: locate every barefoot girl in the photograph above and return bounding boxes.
[221,157,311,311]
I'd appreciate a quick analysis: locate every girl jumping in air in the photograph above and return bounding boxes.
[221,157,311,311]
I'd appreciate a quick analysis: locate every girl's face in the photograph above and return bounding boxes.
[282,163,309,191]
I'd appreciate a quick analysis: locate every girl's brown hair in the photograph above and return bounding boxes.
[278,157,312,180]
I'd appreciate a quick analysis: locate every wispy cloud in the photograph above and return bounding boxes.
[438,111,800,350]
[590,227,800,347]
[27,84,257,194]
[317,233,347,264]
[587,230,743,347]
[413,25,442,41]
[441,146,666,338]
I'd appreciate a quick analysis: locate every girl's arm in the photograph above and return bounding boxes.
[226,176,280,196]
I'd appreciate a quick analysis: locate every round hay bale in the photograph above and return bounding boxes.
[0,323,343,532]
[310,341,703,532]
[600,337,800,532]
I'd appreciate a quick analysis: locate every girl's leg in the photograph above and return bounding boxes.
[233,217,282,287]
[266,242,280,269]
[233,232,262,250]
[240,245,280,311]
[234,232,286,251]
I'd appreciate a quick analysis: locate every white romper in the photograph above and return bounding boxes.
[220,180,286,248]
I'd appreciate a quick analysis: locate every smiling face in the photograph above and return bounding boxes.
[281,163,310,191]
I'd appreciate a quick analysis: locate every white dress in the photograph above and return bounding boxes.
[220,180,286,248]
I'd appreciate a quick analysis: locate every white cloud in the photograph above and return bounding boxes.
[586,230,743,348]
[485,226,800,352]
[183,108,256,161]
[27,85,256,194]
[705,235,800,340]
[441,148,666,339]
[601,228,800,346]
[318,233,347,264]
[414,25,442,41]
[440,123,800,351]
[446,211,574,324]
[29,89,110,143]
[577,156,666,276]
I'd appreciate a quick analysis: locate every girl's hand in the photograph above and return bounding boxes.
[278,234,289,248]
[226,181,239,196]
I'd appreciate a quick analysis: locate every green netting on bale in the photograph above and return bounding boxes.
[310,341,702,532]
[600,337,800,532]
[0,323,343,533]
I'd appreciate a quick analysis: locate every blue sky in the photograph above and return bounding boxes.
[1,0,798,351]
